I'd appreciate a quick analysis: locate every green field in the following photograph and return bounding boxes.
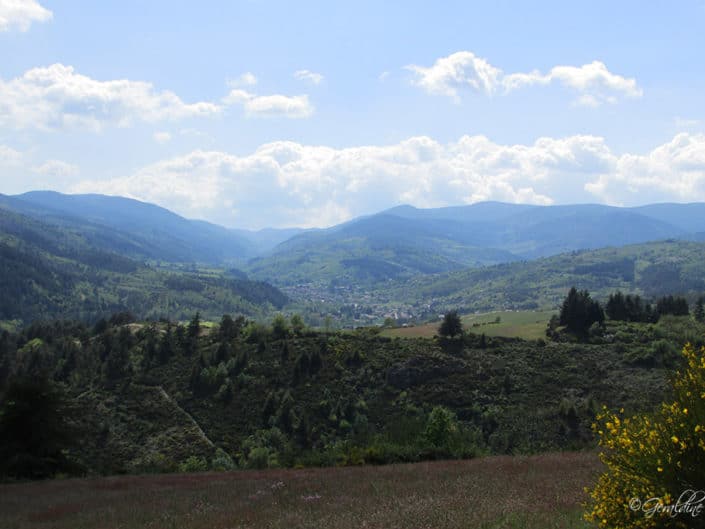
[382,310,555,340]
[0,451,599,529]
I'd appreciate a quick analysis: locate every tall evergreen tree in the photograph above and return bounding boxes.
[0,377,77,478]
[559,287,604,334]
[695,297,705,323]
[438,310,463,338]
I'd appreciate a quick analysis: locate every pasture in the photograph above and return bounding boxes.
[382,310,555,340]
[0,451,599,529]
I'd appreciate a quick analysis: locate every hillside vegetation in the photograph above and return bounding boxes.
[2,311,701,476]
[0,207,287,328]
[247,201,705,287]
[377,240,705,320]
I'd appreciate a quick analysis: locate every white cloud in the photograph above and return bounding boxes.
[0,64,315,130]
[229,72,258,87]
[293,69,324,85]
[406,51,502,101]
[0,0,51,32]
[69,133,705,229]
[0,64,221,131]
[153,131,172,144]
[0,144,22,166]
[408,52,642,106]
[503,60,642,105]
[223,89,313,118]
[586,133,705,204]
[33,159,79,177]
[0,147,79,190]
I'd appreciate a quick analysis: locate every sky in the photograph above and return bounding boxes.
[1,0,704,229]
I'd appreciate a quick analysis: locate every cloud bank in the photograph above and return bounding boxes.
[70,133,705,229]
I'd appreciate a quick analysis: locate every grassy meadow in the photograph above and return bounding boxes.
[0,451,600,529]
[381,310,555,340]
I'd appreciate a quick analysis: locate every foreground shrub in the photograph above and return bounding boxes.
[178,455,209,473]
[585,344,705,528]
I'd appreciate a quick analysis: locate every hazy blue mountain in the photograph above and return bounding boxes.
[232,226,309,255]
[247,201,691,285]
[246,213,521,285]
[8,191,257,264]
[9,191,308,262]
[632,203,705,232]
[3,191,704,288]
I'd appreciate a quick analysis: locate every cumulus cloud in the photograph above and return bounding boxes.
[293,69,324,85]
[69,133,705,229]
[407,51,642,105]
[0,65,316,130]
[586,133,705,204]
[0,64,221,131]
[0,0,51,32]
[406,51,502,101]
[223,89,313,118]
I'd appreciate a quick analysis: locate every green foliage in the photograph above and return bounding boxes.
[586,344,705,528]
[0,376,79,478]
[210,448,235,471]
[178,455,209,473]
[695,296,705,323]
[271,313,290,340]
[605,291,655,322]
[438,310,463,338]
[290,314,306,335]
[375,241,705,321]
[424,406,459,449]
[655,294,690,317]
[0,311,695,476]
[240,427,289,469]
[559,287,604,335]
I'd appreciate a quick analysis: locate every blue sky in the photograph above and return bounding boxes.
[1,0,704,228]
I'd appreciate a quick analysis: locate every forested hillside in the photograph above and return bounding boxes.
[246,202,705,286]
[2,311,699,476]
[0,207,287,328]
[372,240,705,321]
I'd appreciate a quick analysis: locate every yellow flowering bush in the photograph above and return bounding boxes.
[585,344,705,528]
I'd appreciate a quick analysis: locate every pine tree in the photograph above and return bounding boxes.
[695,296,705,323]
[0,377,76,478]
[438,310,463,338]
[559,287,604,334]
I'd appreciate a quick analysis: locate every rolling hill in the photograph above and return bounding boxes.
[246,201,698,286]
[380,240,705,318]
[1,191,303,265]
[0,206,288,327]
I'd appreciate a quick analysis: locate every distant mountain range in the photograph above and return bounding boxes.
[0,191,303,265]
[0,201,288,326]
[246,201,705,285]
[3,191,705,287]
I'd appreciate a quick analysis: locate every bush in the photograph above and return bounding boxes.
[210,448,235,471]
[178,455,209,473]
[585,344,705,528]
